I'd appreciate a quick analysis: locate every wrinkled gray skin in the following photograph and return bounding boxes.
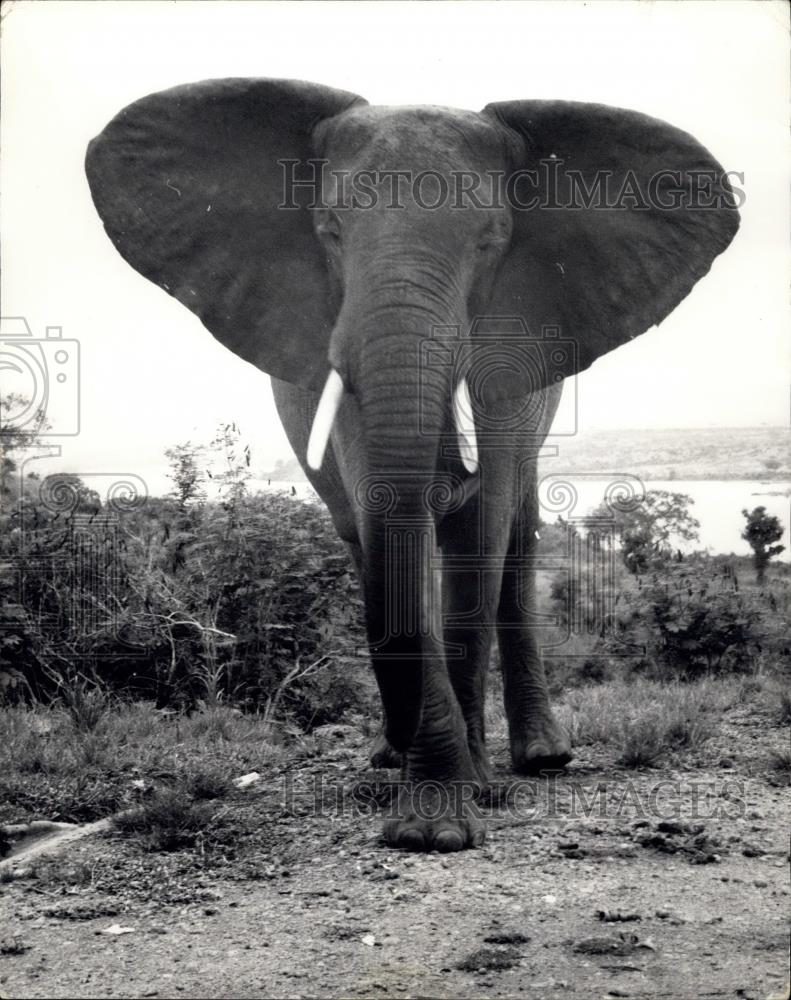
[270,109,571,853]
[86,81,739,852]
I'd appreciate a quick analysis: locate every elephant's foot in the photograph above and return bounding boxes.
[467,729,494,787]
[384,778,485,852]
[510,711,573,774]
[369,731,404,769]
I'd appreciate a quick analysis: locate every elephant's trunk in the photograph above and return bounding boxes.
[333,252,467,750]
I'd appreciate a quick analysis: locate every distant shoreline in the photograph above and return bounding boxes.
[262,474,791,486]
[261,426,790,486]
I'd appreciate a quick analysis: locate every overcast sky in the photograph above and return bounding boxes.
[1,0,789,494]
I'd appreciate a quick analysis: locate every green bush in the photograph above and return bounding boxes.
[584,489,700,575]
[547,550,789,684]
[113,787,218,852]
[608,560,761,678]
[1,462,368,727]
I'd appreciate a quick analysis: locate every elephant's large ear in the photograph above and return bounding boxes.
[480,101,740,379]
[86,79,366,389]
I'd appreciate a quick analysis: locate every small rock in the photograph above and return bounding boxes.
[0,935,31,956]
[483,931,530,945]
[456,947,522,972]
[199,889,222,902]
[233,772,261,789]
[656,820,685,835]
[573,935,639,957]
[597,910,642,923]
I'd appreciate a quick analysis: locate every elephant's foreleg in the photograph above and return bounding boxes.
[369,729,403,769]
[271,378,399,764]
[440,500,510,785]
[443,607,495,784]
[383,641,485,852]
[497,499,572,773]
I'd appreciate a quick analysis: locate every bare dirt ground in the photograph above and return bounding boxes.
[1,707,789,1000]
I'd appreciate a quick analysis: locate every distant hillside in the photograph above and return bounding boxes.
[259,456,308,482]
[260,427,789,484]
[541,426,790,481]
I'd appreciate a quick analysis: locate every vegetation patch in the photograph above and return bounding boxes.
[113,788,222,852]
[0,701,282,826]
[560,678,731,768]
[456,947,523,973]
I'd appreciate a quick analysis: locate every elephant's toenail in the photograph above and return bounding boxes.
[471,830,486,847]
[399,829,426,851]
[434,830,463,853]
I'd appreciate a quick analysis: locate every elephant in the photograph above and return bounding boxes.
[85,79,739,852]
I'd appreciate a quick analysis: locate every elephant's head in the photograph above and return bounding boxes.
[86,79,739,748]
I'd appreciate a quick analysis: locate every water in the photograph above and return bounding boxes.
[252,477,791,562]
[536,477,791,562]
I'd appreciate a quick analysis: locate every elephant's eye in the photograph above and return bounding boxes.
[476,239,500,257]
[476,233,509,256]
[317,212,342,245]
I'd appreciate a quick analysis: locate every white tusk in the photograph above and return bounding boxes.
[307,369,345,471]
[453,377,479,474]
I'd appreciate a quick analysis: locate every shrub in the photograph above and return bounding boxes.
[1,466,367,727]
[183,766,234,801]
[584,490,700,575]
[113,788,218,852]
[59,679,114,733]
[774,686,791,725]
[549,566,618,636]
[768,748,791,784]
[606,560,761,678]
[562,678,724,767]
[741,506,785,584]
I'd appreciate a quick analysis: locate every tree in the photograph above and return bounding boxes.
[208,423,250,513]
[585,490,700,575]
[741,506,785,583]
[0,393,48,496]
[165,442,206,511]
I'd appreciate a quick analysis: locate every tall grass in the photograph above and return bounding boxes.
[0,700,283,824]
[558,677,737,767]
